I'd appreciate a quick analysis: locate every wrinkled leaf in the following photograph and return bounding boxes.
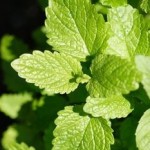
[84,95,132,119]
[87,54,141,97]
[103,5,150,59]
[53,106,114,150]
[11,51,90,94]
[45,0,106,60]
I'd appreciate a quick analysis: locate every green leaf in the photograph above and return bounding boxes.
[0,35,38,92]
[2,125,19,149]
[140,0,150,13]
[45,0,106,60]
[8,143,35,150]
[136,109,150,150]
[130,85,150,105]
[2,124,44,150]
[103,5,150,59]
[34,95,67,130]
[130,98,150,119]
[2,60,39,92]
[11,51,90,94]
[87,54,141,97]
[0,35,28,61]
[84,95,132,119]
[99,0,127,7]
[44,122,56,150]
[0,93,32,119]
[53,106,114,150]
[145,15,150,30]
[128,0,141,8]
[135,55,150,99]
[111,139,126,150]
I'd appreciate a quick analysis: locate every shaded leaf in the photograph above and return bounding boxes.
[120,117,138,150]
[140,0,150,13]
[0,35,37,92]
[136,109,150,150]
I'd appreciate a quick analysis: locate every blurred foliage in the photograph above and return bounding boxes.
[32,26,51,51]
[0,93,32,119]
[0,0,150,150]
[0,35,39,92]
[38,0,48,11]
[8,142,35,150]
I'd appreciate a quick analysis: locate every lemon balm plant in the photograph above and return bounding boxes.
[10,0,150,149]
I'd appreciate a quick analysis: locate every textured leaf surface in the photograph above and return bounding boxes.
[8,143,35,150]
[104,5,150,59]
[0,93,32,119]
[45,0,106,60]
[136,109,150,150]
[135,55,150,99]
[53,106,114,150]
[99,0,127,7]
[87,54,141,97]
[84,95,132,119]
[11,51,89,94]
[140,0,150,13]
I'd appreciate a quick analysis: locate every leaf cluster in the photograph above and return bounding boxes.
[1,0,150,149]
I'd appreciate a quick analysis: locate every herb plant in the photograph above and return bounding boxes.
[1,0,150,149]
